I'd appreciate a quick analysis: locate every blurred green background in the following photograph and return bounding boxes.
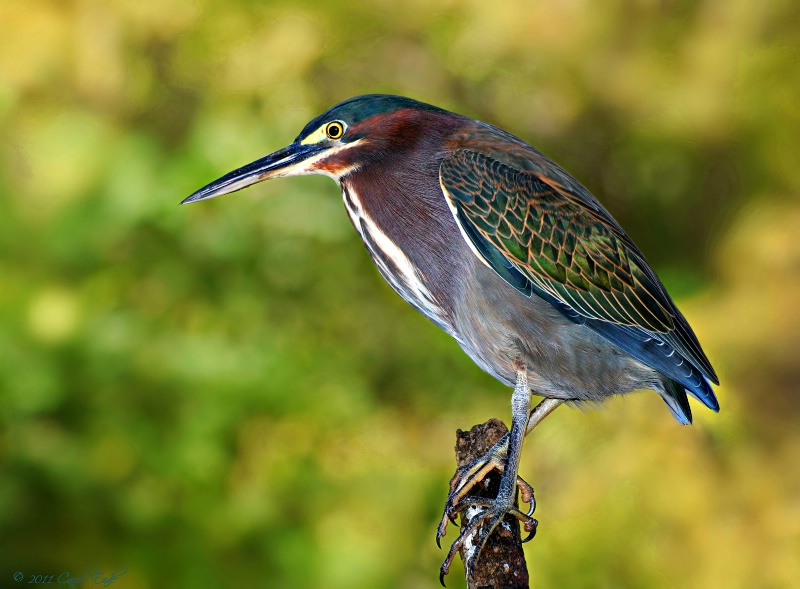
[1,0,798,587]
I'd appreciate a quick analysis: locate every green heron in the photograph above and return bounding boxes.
[183,94,719,582]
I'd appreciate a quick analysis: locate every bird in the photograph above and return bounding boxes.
[182,94,719,583]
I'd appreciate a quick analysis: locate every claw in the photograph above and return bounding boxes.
[521,517,538,543]
[525,495,536,517]
[436,519,446,549]
[521,530,536,543]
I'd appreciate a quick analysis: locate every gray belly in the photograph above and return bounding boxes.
[453,258,660,402]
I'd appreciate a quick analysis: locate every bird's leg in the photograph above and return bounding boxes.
[525,396,563,436]
[437,373,563,584]
[436,395,562,539]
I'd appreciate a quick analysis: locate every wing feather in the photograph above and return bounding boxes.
[440,148,719,396]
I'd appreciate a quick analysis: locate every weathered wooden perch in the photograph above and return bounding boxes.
[454,419,530,589]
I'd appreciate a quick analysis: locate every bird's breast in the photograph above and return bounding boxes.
[340,181,462,337]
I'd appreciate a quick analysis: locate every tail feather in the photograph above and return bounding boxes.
[685,376,720,412]
[660,378,693,425]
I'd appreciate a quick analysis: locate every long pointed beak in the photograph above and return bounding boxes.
[181,142,326,204]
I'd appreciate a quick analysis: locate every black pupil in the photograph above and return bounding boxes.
[329,124,341,138]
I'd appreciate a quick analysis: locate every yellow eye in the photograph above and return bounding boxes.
[325,121,344,140]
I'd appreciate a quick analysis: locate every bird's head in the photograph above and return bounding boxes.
[182,94,455,204]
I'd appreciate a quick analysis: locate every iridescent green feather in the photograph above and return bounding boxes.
[440,149,676,335]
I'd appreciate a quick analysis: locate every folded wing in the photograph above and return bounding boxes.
[440,148,719,413]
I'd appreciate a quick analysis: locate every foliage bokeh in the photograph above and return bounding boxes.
[1,1,799,587]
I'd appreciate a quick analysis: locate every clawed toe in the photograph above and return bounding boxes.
[517,475,535,511]
[521,516,538,543]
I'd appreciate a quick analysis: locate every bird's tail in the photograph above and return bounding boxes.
[659,378,693,425]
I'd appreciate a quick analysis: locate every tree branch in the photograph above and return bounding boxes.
[454,418,530,589]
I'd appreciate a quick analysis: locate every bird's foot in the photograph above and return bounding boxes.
[436,433,537,586]
[436,481,537,585]
[435,433,535,545]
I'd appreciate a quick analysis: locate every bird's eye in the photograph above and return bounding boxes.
[325,121,344,140]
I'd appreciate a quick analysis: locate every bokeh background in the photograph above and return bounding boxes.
[2,1,799,587]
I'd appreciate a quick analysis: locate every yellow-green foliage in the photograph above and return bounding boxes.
[1,1,798,587]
